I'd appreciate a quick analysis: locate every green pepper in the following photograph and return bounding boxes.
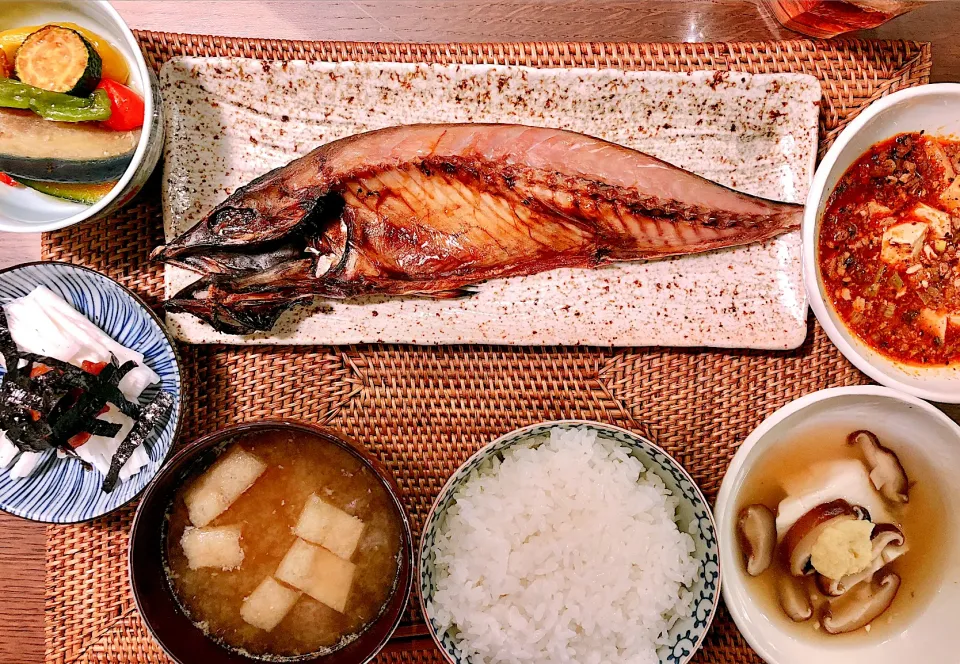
[30,88,110,122]
[0,78,111,122]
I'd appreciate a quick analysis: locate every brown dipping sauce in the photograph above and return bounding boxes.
[164,428,404,660]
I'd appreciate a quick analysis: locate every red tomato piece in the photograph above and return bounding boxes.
[96,79,145,132]
[0,173,19,187]
[29,364,54,378]
[27,409,41,422]
[81,360,109,375]
[68,432,92,448]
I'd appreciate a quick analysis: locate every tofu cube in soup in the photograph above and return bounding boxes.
[184,448,267,527]
[941,177,960,212]
[918,308,948,343]
[881,222,927,265]
[240,577,301,631]
[180,525,244,570]
[295,494,365,560]
[275,538,356,613]
[911,204,952,239]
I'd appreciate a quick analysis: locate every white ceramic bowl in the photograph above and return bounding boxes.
[0,1,162,233]
[716,386,960,664]
[803,84,960,403]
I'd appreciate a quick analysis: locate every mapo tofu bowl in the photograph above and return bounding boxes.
[129,421,413,664]
[804,84,960,403]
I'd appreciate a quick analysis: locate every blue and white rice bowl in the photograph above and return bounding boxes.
[0,262,182,523]
[418,420,720,664]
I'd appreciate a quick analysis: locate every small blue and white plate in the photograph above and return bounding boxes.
[0,261,182,523]
[418,420,720,664]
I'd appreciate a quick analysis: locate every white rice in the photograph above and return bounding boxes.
[428,427,697,664]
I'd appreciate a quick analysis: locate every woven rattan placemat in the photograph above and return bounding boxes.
[40,34,931,664]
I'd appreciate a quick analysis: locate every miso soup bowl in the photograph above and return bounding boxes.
[716,386,960,664]
[129,420,414,664]
[803,83,960,403]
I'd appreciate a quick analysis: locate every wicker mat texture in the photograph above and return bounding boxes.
[40,33,931,664]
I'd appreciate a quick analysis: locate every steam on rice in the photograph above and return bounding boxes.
[428,427,697,664]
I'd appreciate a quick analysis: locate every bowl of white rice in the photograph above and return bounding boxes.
[419,421,720,664]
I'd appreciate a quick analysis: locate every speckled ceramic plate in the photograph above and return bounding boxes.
[160,59,819,348]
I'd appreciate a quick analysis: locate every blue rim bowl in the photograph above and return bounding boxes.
[0,261,183,523]
[418,419,721,664]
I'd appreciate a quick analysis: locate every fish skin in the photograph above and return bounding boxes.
[155,123,802,334]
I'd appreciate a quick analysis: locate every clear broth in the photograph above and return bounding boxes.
[735,424,949,641]
[165,429,403,660]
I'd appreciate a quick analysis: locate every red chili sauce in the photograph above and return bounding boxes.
[819,132,960,365]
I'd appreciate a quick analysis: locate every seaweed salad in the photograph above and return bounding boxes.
[0,307,172,492]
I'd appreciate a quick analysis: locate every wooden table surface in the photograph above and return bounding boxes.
[1,1,958,662]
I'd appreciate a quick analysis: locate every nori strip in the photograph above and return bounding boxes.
[45,387,110,448]
[20,354,139,416]
[21,354,97,385]
[0,382,45,411]
[3,419,53,453]
[44,355,139,449]
[0,310,22,383]
[0,311,151,476]
[104,385,140,419]
[105,360,137,385]
[102,389,173,493]
[85,419,123,438]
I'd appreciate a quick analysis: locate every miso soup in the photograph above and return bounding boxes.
[164,427,404,659]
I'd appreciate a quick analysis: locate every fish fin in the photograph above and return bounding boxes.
[418,286,478,300]
[165,277,295,335]
[165,295,290,336]
[218,300,295,335]
[166,295,295,336]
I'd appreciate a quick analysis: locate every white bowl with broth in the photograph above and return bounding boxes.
[0,1,162,232]
[715,386,960,664]
[803,83,960,404]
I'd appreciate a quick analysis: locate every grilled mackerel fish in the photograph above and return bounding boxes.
[154,123,802,334]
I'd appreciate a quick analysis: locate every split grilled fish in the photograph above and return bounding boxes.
[154,123,802,334]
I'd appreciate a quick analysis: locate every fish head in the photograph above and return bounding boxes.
[152,157,342,274]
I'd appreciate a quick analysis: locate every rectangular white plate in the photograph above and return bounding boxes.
[160,59,819,347]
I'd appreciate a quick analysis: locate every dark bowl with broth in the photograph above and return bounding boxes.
[129,420,413,664]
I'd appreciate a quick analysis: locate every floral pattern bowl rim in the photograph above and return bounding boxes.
[417,419,721,664]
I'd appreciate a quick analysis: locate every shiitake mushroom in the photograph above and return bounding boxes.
[848,430,910,504]
[821,569,901,635]
[777,575,813,622]
[737,504,776,576]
